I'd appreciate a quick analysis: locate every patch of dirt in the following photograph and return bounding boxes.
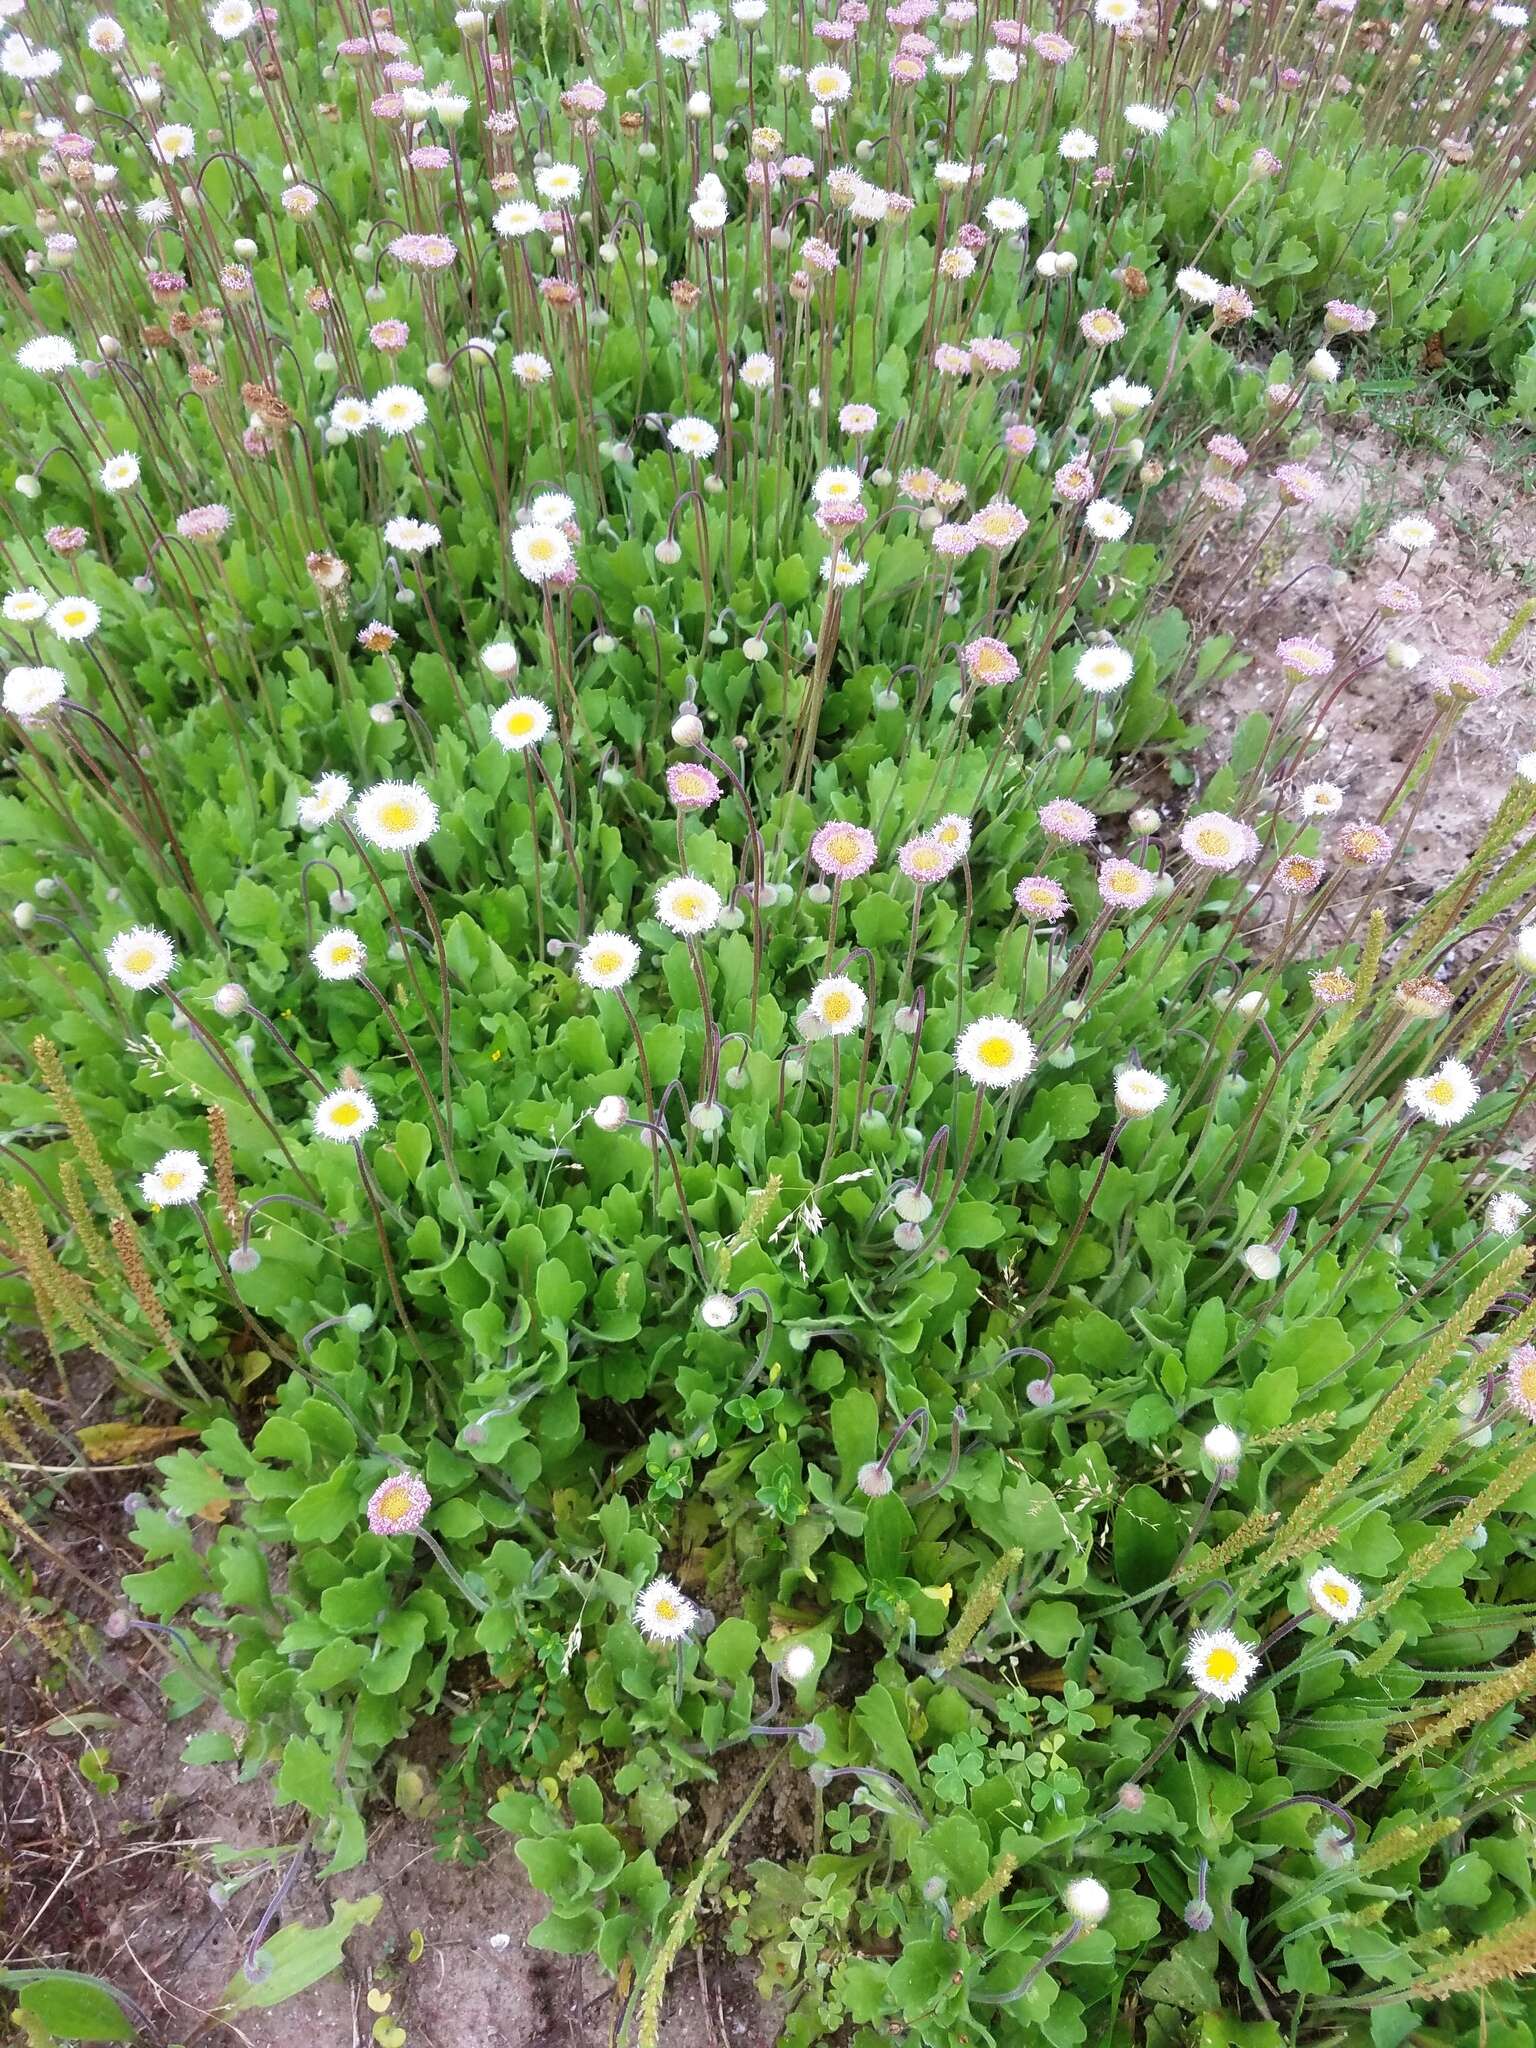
[2,1443,783,2048]
[1183,410,1536,903]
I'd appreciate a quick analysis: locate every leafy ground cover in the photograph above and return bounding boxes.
[4,0,1536,2041]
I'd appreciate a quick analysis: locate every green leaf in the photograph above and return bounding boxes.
[705,1616,758,1682]
[276,1734,337,1820]
[4,1975,137,2042]
[852,1682,921,1793]
[218,1895,382,2013]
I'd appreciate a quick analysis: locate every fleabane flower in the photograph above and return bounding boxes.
[898,835,956,884]
[511,523,572,583]
[370,384,427,436]
[1185,1627,1259,1703]
[1064,1878,1111,1925]
[808,975,866,1036]
[1181,811,1255,873]
[1387,514,1435,553]
[48,595,99,640]
[956,1016,1035,1089]
[1114,1067,1167,1117]
[668,416,719,460]
[140,1149,207,1207]
[314,1085,379,1142]
[1084,498,1132,542]
[576,930,640,989]
[1013,875,1070,923]
[809,821,877,880]
[298,772,352,829]
[311,927,366,981]
[16,335,77,376]
[491,697,552,751]
[100,452,141,492]
[1404,1059,1479,1128]
[353,780,438,851]
[1075,643,1134,694]
[1505,1344,1536,1420]
[1306,1565,1363,1624]
[1489,1191,1531,1236]
[3,665,66,721]
[107,925,175,990]
[368,1471,430,1534]
[1099,858,1155,910]
[655,875,723,936]
[635,1575,697,1643]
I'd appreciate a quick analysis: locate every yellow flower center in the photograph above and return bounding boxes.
[674,891,702,919]
[161,1170,183,1189]
[592,948,621,975]
[377,1482,410,1521]
[330,1101,362,1127]
[1196,827,1230,857]
[976,1034,1014,1070]
[1321,1580,1350,1607]
[1205,1647,1239,1682]
[911,849,942,875]
[1520,1362,1536,1400]
[378,799,416,834]
[653,1596,677,1622]
[1426,1078,1455,1106]
[529,535,556,561]
[826,831,858,863]
[822,991,852,1023]
[508,711,534,736]
[123,947,154,975]
[63,606,86,627]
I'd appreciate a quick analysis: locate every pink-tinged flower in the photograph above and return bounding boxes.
[1506,1344,1536,1422]
[969,336,1021,374]
[1207,433,1248,470]
[1324,298,1376,336]
[1377,579,1421,615]
[1431,658,1504,703]
[667,761,722,811]
[898,834,957,883]
[1273,853,1325,897]
[932,522,978,558]
[1275,461,1323,506]
[810,821,878,879]
[960,636,1020,687]
[368,1471,431,1535]
[1276,635,1334,681]
[1199,475,1246,513]
[1337,821,1393,869]
[389,230,457,270]
[1181,811,1256,872]
[969,499,1029,550]
[1098,857,1156,910]
[1053,460,1096,505]
[1013,875,1070,921]
[1079,307,1125,346]
[1033,28,1074,59]
[1040,797,1096,843]
[1003,422,1037,457]
[45,526,88,558]
[176,503,232,543]
[933,342,971,375]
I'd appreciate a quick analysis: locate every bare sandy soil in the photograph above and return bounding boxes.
[1181,409,1536,902]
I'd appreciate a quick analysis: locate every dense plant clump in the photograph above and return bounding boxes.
[4,0,1536,2039]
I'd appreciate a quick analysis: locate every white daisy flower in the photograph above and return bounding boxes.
[1175,265,1222,304]
[534,161,583,203]
[1299,780,1344,817]
[107,925,175,990]
[16,335,77,376]
[493,200,543,239]
[955,1016,1035,1089]
[353,780,438,851]
[311,927,366,981]
[1489,1191,1530,1235]
[151,122,196,164]
[47,595,99,641]
[634,1574,697,1642]
[655,875,723,936]
[298,772,353,830]
[528,490,576,527]
[668,416,720,460]
[1203,1423,1243,1467]
[511,523,573,584]
[370,384,427,436]
[1064,1877,1111,1924]
[576,930,640,989]
[3,588,48,623]
[984,196,1029,234]
[1387,514,1435,553]
[1114,1066,1167,1117]
[140,1149,207,1207]
[1075,643,1134,693]
[1306,1565,1363,1624]
[1185,1627,1259,1703]
[1058,127,1098,161]
[314,1086,379,1143]
[208,0,255,36]
[490,697,552,751]
[2,665,66,721]
[1085,498,1132,541]
[383,516,439,555]
[1403,1059,1479,1127]
[99,452,141,491]
[808,975,866,1037]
